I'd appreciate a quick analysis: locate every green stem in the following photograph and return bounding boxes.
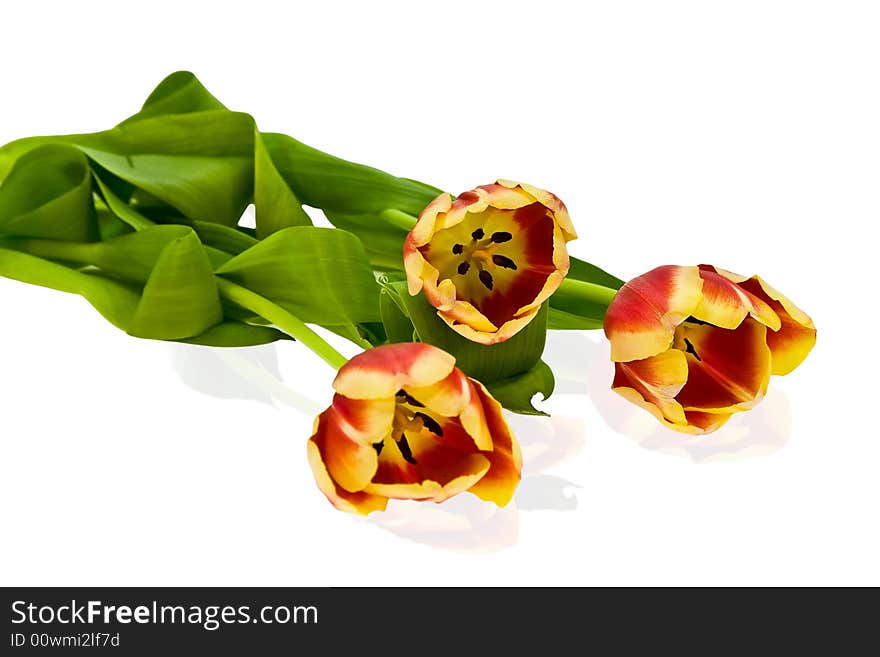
[379,208,418,232]
[215,277,348,370]
[557,277,619,310]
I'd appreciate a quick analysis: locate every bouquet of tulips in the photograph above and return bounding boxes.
[0,72,816,515]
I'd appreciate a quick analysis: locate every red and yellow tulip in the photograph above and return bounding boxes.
[307,342,522,514]
[603,265,816,434]
[404,180,577,345]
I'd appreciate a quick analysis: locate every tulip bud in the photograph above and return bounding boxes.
[603,265,816,434]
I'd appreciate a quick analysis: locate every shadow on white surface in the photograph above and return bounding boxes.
[170,343,322,415]
[545,331,792,463]
[167,342,586,552]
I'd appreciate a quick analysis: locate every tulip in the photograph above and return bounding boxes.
[307,342,522,514]
[403,180,577,345]
[603,265,816,434]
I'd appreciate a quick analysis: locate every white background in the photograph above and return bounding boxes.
[1,1,878,586]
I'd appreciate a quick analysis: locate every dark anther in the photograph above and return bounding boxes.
[471,228,485,240]
[457,262,471,275]
[372,440,384,456]
[397,435,418,464]
[452,243,464,255]
[492,254,517,270]
[685,317,710,326]
[479,270,494,290]
[683,338,702,361]
[396,389,424,407]
[414,412,444,437]
[491,231,512,243]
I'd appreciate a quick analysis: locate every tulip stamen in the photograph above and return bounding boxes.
[448,227,518,288]
[414,411,444,437]
[397,435,418,464]
[683,338,702,362]
[492,254,517,270]
[396,389,425,407]
[372,441,384,456]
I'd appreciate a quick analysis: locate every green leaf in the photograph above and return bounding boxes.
[385,280,548,385]
[127,231,223,340]
[2,225,214,285]
[0,244,279,348]
[254,129,311,238]
[118,71,227,126]
[262,132,441,217]
[0,144,98,242]
[324,210,409,270]
[485,361,555,416]
[190,220,258,256]
[93,174,155,231]
[181,321,292,348]
[548,307,604,330]
[0,248,141,330]
[75,111,255,228]
[567,256,624,290]
[215,226,381,326]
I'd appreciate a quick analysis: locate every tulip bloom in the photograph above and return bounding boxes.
[307,342,522,514]
[604,265,816,434]
[404,180,577,344]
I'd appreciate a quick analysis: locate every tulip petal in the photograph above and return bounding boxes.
[604,265,703,362]
[612,386,706,435]
[466,381,522,506]
[499,179,577,241]
[693,267,781,331]
[408,193,451,246]
[403,367,470,417]
[307,424,387,515]
[441,309,536,346]
[437,298,499,334]
[400,368,495,451]
[403,368,490,443]
[682,410,734,433]
[331,393,396,444]
[309,408,380,493]
[764,308,817,376]
[675,319,771,413]
[333,342,456,400]
[611,349,689,426]
[722,273,817,376]
[366,433,491,503]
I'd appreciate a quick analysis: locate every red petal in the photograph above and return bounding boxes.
[604,265,703,362]
[465,380,522,506]
[333,343,456,400]
[675,319,772,413]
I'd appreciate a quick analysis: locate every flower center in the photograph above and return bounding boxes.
[450,228,517,292]
[371,390,445,465]
[673,319,709,360]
